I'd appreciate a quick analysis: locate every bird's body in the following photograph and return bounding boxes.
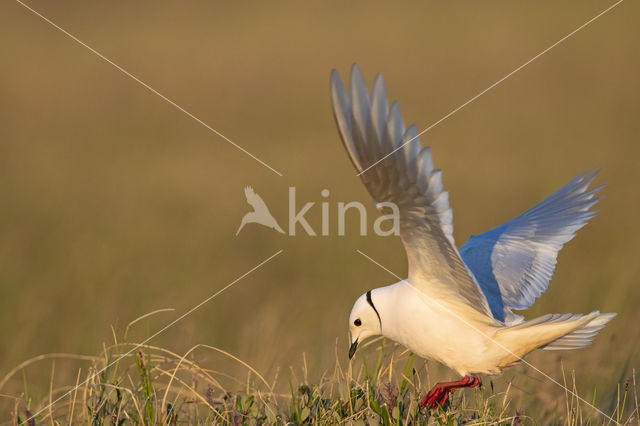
[362,281,612,376]
[332,64,615,408]
[361,282,500,375]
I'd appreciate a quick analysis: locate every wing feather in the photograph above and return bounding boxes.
[331,64,493,320]
[460,172,602,322]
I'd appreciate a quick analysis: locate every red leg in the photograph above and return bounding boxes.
[419,375,480,410]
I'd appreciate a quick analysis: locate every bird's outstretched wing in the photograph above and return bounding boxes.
[331,64,493,320]
[460,172,602,323]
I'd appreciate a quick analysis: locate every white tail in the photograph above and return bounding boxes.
[540,312,617,350]
[492,311,616,368]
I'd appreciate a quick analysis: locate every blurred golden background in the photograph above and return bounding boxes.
[1,0,638,417]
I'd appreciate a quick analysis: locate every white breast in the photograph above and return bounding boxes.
[381,282,504,376]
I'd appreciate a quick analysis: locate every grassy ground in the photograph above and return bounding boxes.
[1,1,639,423]
[3,324,638,424]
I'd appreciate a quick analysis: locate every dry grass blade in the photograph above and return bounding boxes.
[0,354,96,392]
[197,344,272,392]
[155,367,224,420]
[123,309,176,342]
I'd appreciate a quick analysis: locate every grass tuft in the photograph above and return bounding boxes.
[2,330,638,424]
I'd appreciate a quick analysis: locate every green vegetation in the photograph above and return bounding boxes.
[3,326,638,424]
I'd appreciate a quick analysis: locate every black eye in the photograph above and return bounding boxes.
[354,319,362,327]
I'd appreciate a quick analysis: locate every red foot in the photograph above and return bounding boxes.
[419,375,480,410]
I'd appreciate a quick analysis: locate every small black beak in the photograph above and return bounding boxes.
[349,338,358,359]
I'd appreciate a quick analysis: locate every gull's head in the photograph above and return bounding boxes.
[348,290,383,360]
